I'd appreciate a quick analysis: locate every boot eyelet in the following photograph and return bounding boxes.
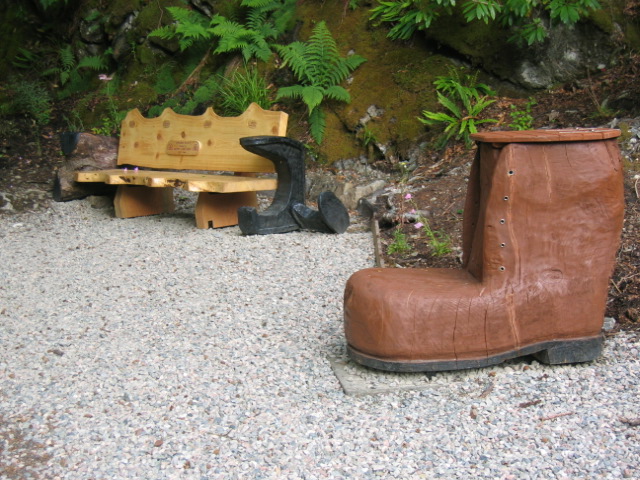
[499,266,506,271]
[503,196,509,201]
[508,170,515,176]
[500,243,506,248]
[499,219,506,224]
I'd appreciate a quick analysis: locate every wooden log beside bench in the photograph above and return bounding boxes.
[74,103,308,233]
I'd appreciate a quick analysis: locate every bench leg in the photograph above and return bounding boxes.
[195,192,258,229]
[114,185,175,218]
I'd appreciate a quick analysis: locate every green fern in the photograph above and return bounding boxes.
[275,21,366,143]
[148,6,211,51]
[149,0,295,61]
[42,45,110,98]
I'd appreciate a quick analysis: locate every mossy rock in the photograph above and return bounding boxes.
[591,0,640,49]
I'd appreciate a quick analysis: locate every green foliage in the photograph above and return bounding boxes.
[419,218,452,256]
[509,97,537,130]
[433,68,495,97]
[387,228,412,255]
[37,0,68,9]
[275,21,366,143]
[360,126,378,147]
[6,80,53,127]
[419,68,497,148]
[42,45,111,98]
[90,80,127,137]
[370,0,602,45]
[62,111,85,132]
[12,48,40,70]
[148,74,221,117]
[218,67,274,116]
[370,0,456,40]
[150,0,296,62]
[90,114,122,137]
[1,78,53,156]
[153,65,178,95]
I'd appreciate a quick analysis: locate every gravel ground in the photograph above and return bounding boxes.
[1,198,639,480]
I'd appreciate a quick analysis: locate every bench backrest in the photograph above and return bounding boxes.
[117,103,288,173]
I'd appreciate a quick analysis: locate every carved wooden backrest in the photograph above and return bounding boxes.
[117,103,288,173]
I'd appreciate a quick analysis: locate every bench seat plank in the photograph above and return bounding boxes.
[75,169,277,193]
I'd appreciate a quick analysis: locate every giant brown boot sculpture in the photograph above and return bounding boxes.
[344,129,625,372]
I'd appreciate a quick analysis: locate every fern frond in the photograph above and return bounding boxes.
[437,92,462,118]
[300,85,324,111]
[148,25,177,40]
[241,0,276,7]
[77,55,108,71]
[272,0,297,35]
[59,45,75,71]
[246,8,269,31]
[309,107,326,144]
[166,6,207,26]
[323,85,351,104]
[247,38,273,62]
[151,6,213,51]
[344,53,367,72]
[305,22,342,87]
[419,111,457,125]
[59,71,70,86]
[276,84,305,100]
[275,42,312,84]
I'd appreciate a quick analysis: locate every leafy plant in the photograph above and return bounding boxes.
[433,68,495,97]
[275,21,366,143]
[370,0,602,45]
[12,48,40,70]
[416,218,452,256]
[90,78,127,137]
[419,68,497,149]
[10,80,52,127]
[37,0,68,8]
[218,67,274,115]
[387,228,412,254]
[509,97,537,130]
[62,111,85,132]
[360,127,378,147]
[148,75,220,117]
[150,0,295,62]
[371,0,455,41]
[1,79,52,155]
[42,45,111,98]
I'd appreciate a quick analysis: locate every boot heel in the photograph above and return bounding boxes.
[533,336,603,365]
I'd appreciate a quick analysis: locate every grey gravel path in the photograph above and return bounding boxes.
[1,199,639,480]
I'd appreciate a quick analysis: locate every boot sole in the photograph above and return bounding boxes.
[347,335,603,373]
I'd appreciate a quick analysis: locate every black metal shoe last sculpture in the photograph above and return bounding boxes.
[292,191,350,234]
[238,136,306,235]
[238,136,349,235]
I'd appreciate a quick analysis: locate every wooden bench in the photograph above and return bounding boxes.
[75,103,304,231]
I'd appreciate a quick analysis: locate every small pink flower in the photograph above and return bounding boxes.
[134,167,139,172]
[98,74,113,81]
[414,222,424,229]
[404,193,412,200]
[123,167,128,171]
[410,209,416,214]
